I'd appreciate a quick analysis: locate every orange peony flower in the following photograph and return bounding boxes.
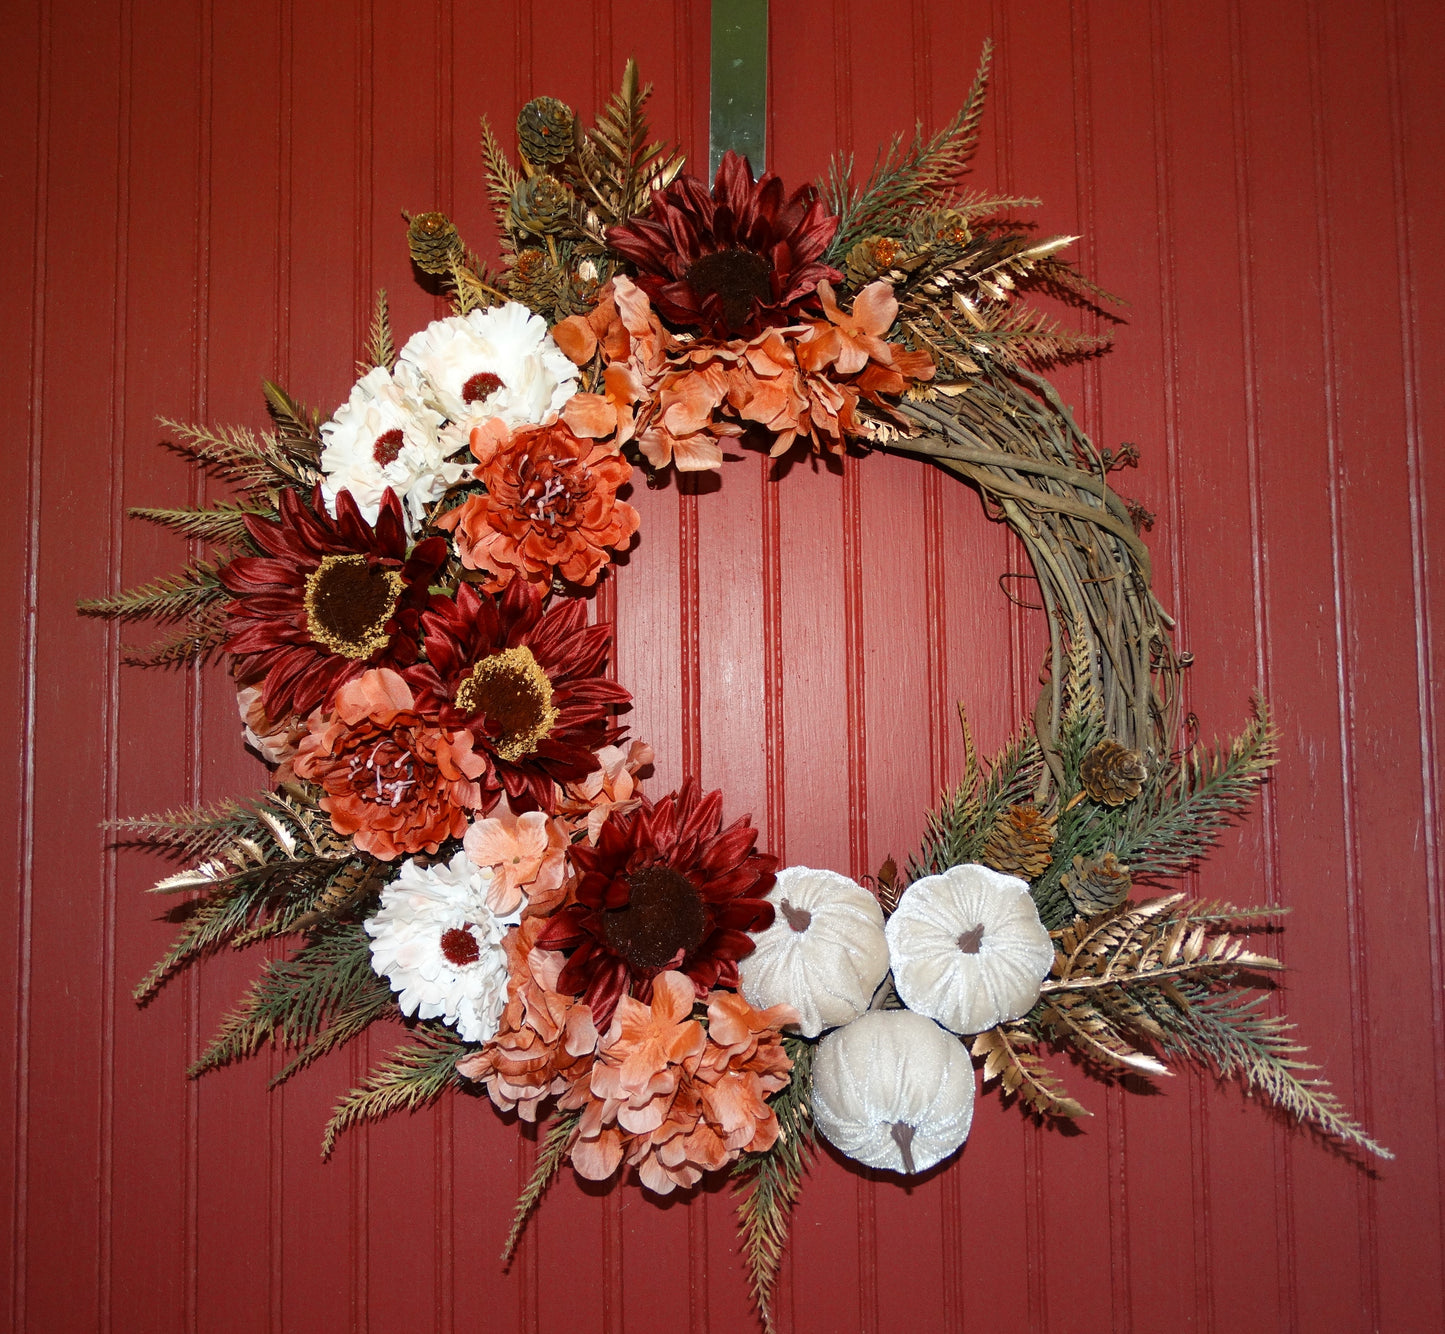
[292,667,486,860]
[456,917,599,1122]
[462,796,571,916]
[236,681,309,784]
[435,402,638,592]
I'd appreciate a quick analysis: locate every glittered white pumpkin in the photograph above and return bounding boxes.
[738,866,890,1037]
[886,862,1054,1034]
[811,1009,975,1174]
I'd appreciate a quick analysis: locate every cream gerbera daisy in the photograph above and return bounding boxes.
[318,363,461,532]
[364,849,517,1043]
[397,302,578,431]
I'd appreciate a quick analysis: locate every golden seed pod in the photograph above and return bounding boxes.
[509,173,575,237]
[982,803,1058,881]
[517,96,576,167]
[1061,852,1132,917]
[1080,740,1149,806]
[406,211,460,275]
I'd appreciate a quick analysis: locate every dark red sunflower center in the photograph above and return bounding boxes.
[685,248,774,333]
[303,554,404,659]
[957,923,986,954]
[602,865,707,970]
[462,371,505,403]
[439,926,481,967]
[372,427,405,467]
[454,645,560,762]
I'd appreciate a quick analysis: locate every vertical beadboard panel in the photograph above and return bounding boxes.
[3,0,1444,1329]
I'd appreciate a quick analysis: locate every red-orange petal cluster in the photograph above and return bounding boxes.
[292,667,486,859]
[435,404,639,592]
[568,973,795,1194]
[553,276,933,473]
[457,917,599,1122]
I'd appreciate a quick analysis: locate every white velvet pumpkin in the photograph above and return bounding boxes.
[738,866,890,1037]
[886,862,1054,1035]
[811,1009,975,1174]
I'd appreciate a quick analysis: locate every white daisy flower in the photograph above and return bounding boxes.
[318,363,461,532]
[364,849,518,1044]
[397,301,578,430]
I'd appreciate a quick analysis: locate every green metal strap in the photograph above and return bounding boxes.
[709,0,768,177]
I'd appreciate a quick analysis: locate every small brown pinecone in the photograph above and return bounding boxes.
[510,173,574,237]
[1061,852,1132,916]
[1080,740,1148,806]
[844,235,905,288]
[907,208,972,250]
[983,803,1057,880]
[507,248,561,313]
[406,211,460,275]
[517,96,576,166]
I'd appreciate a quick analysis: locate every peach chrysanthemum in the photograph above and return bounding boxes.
[455,917,599,1122]
[567,973,796,1195]
[292,667,486,860]
[462,797,571,917]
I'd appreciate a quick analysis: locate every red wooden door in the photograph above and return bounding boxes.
[4,1,1443,1330]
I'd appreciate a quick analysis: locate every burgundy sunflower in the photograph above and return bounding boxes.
[220,487,447,721]
[403,578,631,814]
[606,150,842,339]
[535,781,777,1030]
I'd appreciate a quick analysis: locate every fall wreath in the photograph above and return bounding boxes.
[81,50,1387,1329]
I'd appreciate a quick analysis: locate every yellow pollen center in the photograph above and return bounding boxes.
[454,645,560,762]
[302,555,404,659]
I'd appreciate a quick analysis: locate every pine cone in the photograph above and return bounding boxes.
[1080,740,1148,806]
[517,96,575,167]
[508,248,561,314]
[844,235,905,288]
[407,211,460,275]
[510,174,574,237]
[1061,852,1132,916]
[982,804,1057,881]
[907,208,972,250]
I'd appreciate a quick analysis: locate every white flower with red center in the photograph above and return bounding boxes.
[364,848,517,1043]
[318,363,460,533]
[397,302,579,436]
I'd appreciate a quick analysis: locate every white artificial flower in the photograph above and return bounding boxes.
[397,301,579,431]
[318,363,461,532]
[364,849,518,1044]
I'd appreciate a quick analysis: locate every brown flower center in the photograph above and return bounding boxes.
[303,554,403,659]
[957,923,986,954]
[602,865,707,970]
[372,427,405,467]
[462,371,505,403]
[439,926,481,967]
[686,247,774,333]
[454,645,559,762]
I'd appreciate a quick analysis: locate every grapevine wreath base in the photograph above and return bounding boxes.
[82,49,1387,1329]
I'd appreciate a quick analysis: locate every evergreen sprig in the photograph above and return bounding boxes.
[77,559,225,623]
[190,923,393,1083]
[732,1035,817,1333]
[321,1028,468,1158]
[128,499,269,549]
[1140,981,1392,1159]
[825,41,994,263]
[501,1108,582,1265]
[361,288,395,373]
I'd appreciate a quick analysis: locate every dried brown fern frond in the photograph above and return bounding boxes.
[574,57,684,229]
[972,1023,1090,1120]
[360,288,395,373]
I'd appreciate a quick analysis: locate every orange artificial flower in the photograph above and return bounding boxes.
[456,917,599,1122]
[556,739,655,843]
[462,797,570,916]
[292,668,485,859]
